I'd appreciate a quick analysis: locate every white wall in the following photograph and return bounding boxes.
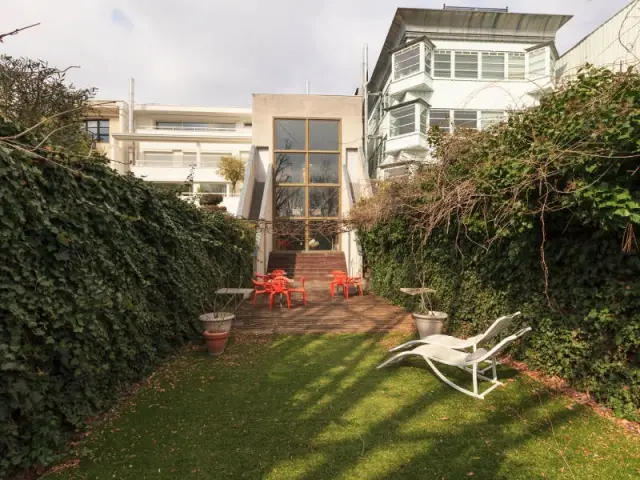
[557,1,640,79]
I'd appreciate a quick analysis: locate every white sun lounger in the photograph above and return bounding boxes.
[389,311,522,354]
[377,327,532,399]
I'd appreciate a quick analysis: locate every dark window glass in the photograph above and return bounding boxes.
[275,187,305,218]
[309,153,339,184]
[275,153,305,183]
[275,119,306,150]
[309,222,339,251]
[309,187,339,217]
[309,120,339,151]
[84,119,109,142]
[275,221,306,251]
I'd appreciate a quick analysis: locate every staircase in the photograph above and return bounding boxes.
[267,252,348,282]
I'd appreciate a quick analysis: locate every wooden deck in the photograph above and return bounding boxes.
[234,284,416,335]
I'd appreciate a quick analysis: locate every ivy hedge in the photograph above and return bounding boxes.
[0,119,254,477]
[354,68,640,421]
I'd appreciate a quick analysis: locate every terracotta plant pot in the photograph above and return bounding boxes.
[203,330,229,356]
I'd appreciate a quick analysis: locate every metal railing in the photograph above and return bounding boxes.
[150,125,237,132]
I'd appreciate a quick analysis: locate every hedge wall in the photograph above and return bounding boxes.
[355,68,640,421]
[0,119,254,476]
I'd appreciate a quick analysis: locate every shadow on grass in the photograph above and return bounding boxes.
[56,334,637,480]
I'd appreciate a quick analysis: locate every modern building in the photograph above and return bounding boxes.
[557,0,640,80]
[239,94,371,277]
[85,99,252,213]
[365,6,572,179]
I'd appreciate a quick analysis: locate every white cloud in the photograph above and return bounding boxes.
[0,0,633,106]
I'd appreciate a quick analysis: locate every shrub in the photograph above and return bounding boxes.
[353,67,640,420]
[0,118,254,476]
[217,155,245,194]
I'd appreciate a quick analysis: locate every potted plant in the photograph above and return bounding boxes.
[400,286,448,337]
[199,290,245,356]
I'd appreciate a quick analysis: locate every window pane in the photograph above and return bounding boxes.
[453,110,478,130]
[482,52,505,80]
[309,120,339,151]
[141,152,173,166]
[528,48,547,78]
[182,152,197,167]
[199,183,227,194]
[424,48,432,76]
[309,187,339,217]
[434,50,451,78]
[480,111,504,129]
[455,52,478,79]
[275,119,306,150]
[201,153,226,168]
[309,153,339,184]
[393,44,420,79]
[508,53,525,80]
[275,187,305,218]
[275,153,305,183]
[309,221,339,251]
[420,104,428,134]
[390,104,416,137]
[275,221,306,251]
[85,120,98,129]
[429,109,451,133]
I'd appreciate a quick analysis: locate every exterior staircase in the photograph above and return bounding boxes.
[267,252,348,282]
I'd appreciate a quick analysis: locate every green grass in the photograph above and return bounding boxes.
[53,335,640,480]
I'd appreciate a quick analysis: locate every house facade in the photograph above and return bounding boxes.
[86,100,252,213]
[557,0,640,80]
[366,7,571,179]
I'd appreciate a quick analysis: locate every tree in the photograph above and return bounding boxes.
[0,55,95,153]
[217,155,245,194]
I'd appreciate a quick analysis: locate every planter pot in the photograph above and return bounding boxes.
[412,311,448,338]
[203,330,229,356]
[199,312,234,333]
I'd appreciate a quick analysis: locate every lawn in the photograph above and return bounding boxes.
[53,334,640,480]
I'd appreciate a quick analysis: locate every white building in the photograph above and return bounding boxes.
[557,0,640,80]
[86,99,252,214]
[366,6,571,179]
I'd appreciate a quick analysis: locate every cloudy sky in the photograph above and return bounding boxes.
[0,0,632,106]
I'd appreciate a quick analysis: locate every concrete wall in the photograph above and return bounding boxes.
[557,1,640,79]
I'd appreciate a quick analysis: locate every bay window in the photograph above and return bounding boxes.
[389,105,416,137]
[508,53,526,80]
[391,38,435,81]
[528,47,547,79]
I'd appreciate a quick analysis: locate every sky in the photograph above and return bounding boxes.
[0,0,633,107]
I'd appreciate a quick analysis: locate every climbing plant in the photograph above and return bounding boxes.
[0,118,254,477]
[352,67,640,420]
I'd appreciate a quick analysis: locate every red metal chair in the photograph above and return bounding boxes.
[289,276,307,306]
[330,272,349,299]
[347,275,364,296]
[251,278,271,306]
[271,269,286,277]
[269,277,291,310]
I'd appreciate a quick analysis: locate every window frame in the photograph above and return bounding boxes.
[453,51,479,79]
[481,52,506,80]
[434,50,452,78]
[84,119,110,142]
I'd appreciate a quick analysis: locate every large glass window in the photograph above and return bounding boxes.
[454,52,479,79]
[482,52,505,80]
[141,151,173,166]
[453,110,478,130]
[508,53,525,80]
[389,105,416,137]
[274,119,341,251]
[429,109,451,133]
[84,119,109,142]
[200,153,228,168]
[434,50,452,78]
[393,44,421,80]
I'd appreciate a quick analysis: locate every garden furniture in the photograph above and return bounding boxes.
[347,274,364,296]
[329,272,349,299]
[269,277,291,310]
[251,279,271,306]
[270,269,287,277]
[377,327,532,399]
[289,276,307,306]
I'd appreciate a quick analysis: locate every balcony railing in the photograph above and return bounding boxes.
[151,125,237,132]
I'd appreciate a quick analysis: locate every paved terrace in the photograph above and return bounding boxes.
[234,283,416,335]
